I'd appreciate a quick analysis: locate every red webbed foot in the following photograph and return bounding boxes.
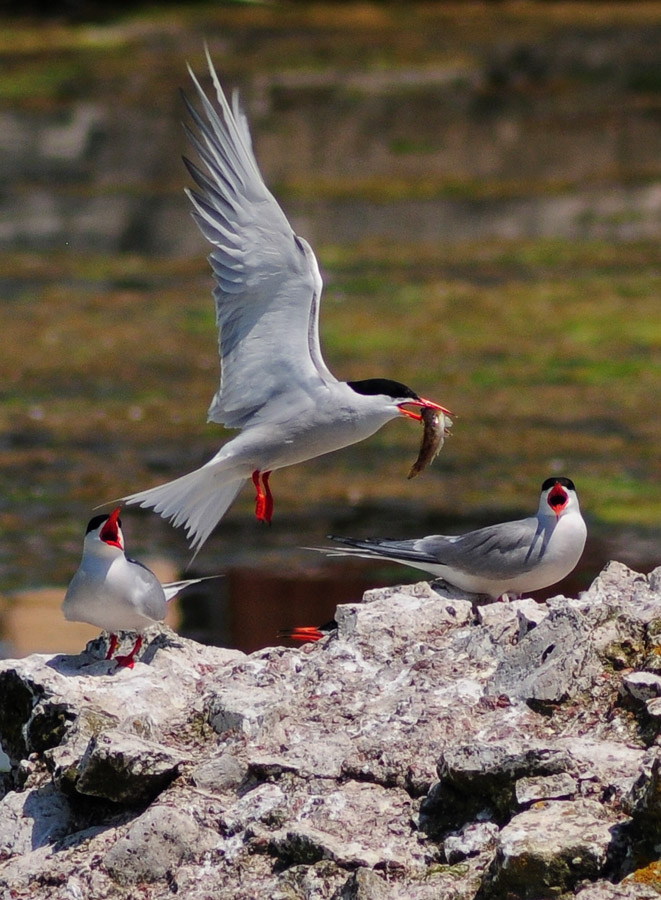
[114,635,143,669]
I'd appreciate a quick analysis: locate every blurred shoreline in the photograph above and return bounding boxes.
[0,2,658,651]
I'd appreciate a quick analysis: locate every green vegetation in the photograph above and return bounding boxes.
[1,237,658,589]
[0,2,659,591]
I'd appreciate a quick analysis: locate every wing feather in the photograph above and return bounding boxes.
[183,50,335,429]
[330,517,551,580]
[417,517,548,578]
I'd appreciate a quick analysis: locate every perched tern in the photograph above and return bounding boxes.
[121,51,450,552]
[318,477,587,600]
[63,507,210,667]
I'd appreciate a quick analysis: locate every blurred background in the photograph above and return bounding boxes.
[0,1,659,657]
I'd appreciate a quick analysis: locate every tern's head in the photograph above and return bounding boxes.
[540,477,579,519]
[347,378,451,421]
[84,506,125,554]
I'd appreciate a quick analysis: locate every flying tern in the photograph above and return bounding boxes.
[121,50,450,552]
[63,507,211,667]
[318,477,587,600]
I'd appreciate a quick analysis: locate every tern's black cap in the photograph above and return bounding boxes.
[85,512,121,534]
[347,378,420,402]
[541,476,576,492]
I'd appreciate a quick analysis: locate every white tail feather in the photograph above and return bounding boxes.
[122,467,246,552]
[162,575,221,602]
[305,545,385,562]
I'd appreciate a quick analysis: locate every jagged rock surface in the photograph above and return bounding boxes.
[1,562,661,898]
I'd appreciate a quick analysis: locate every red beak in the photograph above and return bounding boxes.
[398,397,453,422]
[547,483,569,518]
[284,626,326,643]
[100,506,123,549]
[279,622,336,643]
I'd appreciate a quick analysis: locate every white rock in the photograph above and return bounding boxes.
[444,820,499,863]
[0,563,657,900]
[621,671,661,703]
[515,772,578,805]
[486,799,621,896]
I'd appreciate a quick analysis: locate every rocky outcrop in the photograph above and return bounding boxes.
[1,561,661,899]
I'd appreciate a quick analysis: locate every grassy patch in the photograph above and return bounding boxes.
[1,3,660,593]
[1,236,658,590]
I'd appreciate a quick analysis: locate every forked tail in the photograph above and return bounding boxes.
[162,575,222,602]
[122,466,246,553]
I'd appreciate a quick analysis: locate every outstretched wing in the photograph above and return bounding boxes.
[184,49,336,429]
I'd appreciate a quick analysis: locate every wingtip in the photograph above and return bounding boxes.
[327,534,355,545]
[203,40,213,72]
[204,43,226,104]
[185,42,214,88]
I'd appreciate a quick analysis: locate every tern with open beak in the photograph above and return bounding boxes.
[317,477,587,600]
[63,508,211,667]
[121,50,451,552]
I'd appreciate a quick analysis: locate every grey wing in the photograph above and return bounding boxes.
[417,517,547,578]
[127,559,169,621]
[184,50,335,429]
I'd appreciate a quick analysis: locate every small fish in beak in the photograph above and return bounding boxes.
[407,406,452,479]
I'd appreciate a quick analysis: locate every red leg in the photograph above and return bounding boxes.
[105,633,119,660]
[252,470,267,521]
[262,471,273,524]
[252,470,273,523]
[115,635,143,669]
